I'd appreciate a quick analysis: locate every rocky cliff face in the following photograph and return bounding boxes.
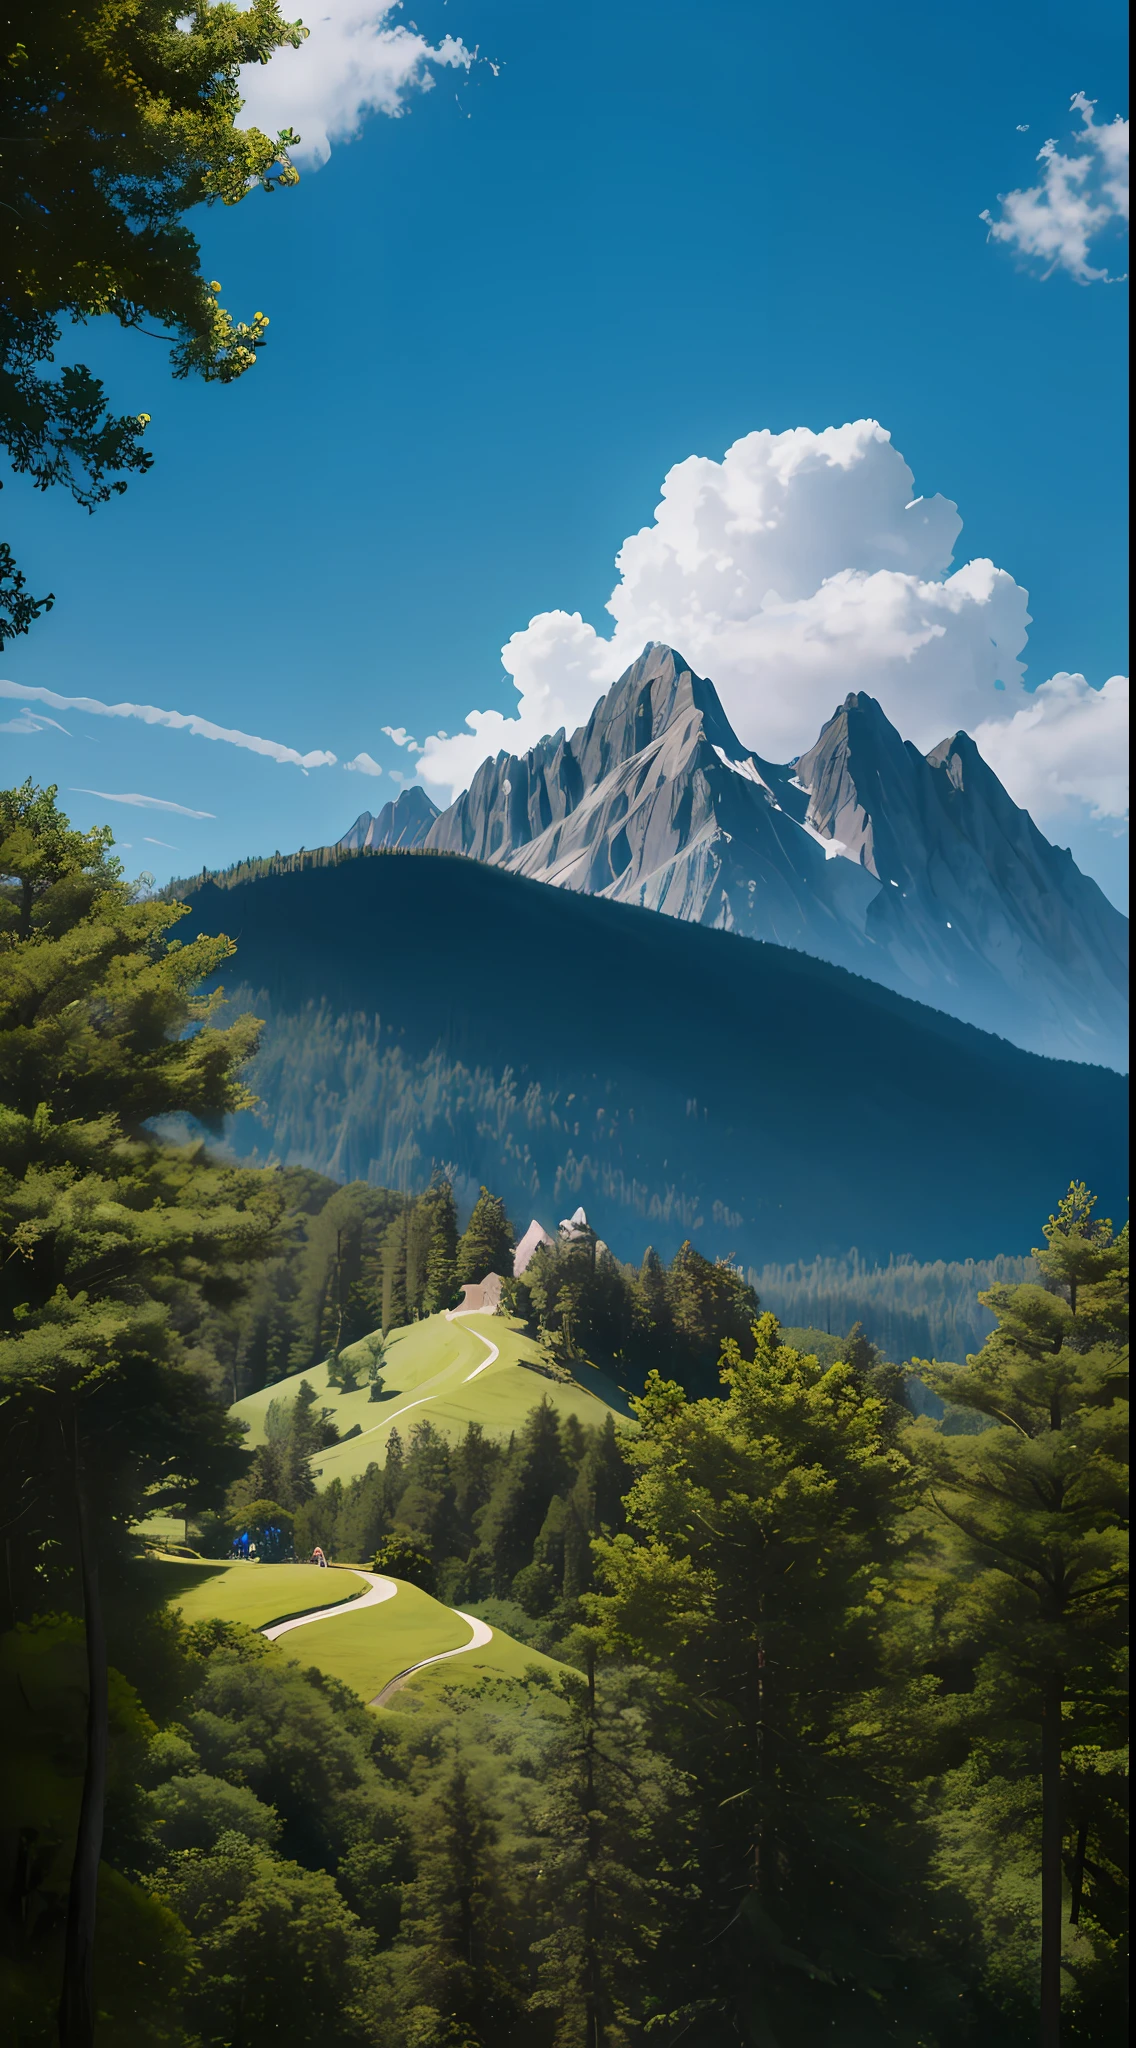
[795,695,1129,1067]
[352,644,1126,1067]
[425,643,881,977]
[340,785,439,852]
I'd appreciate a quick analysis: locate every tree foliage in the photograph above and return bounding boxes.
[0,792,1127,2047]
[456,1186,514,1285]
[588,1316,970,2043]
[915,1184,1129,2043]
[0,2,308,641]
[0,781,278,2042]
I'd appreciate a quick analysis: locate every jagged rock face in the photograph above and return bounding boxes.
[425,644,881,976]
[796,695,1129,1067]
[362,644,1126,1069]
[514,1219,554,1275]
[340,785,439,852]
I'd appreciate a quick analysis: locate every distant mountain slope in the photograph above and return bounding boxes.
[414,644,1127,1068]
[339,785,439,851]
[175,848,1127,1269]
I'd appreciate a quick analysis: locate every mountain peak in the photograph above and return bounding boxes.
[339,784,439,853]
[404,650,1126,1067]
[794,692,912,871]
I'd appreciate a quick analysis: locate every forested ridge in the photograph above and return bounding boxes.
[170,844,1128,1268]
[1,783,1129,2048]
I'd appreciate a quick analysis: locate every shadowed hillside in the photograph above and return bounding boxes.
[174,847,1128,1268]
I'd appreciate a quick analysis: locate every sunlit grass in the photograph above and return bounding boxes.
[158,1559,366,1631]
[228,1311,633,1490]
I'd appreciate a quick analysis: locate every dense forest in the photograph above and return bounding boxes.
[754,1247,1039,1363]
[1,784,1128,2048]
[184,1160,928,1411]
[169,845,1128,1268]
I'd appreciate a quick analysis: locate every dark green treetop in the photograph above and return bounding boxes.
[455,1185,514,1284]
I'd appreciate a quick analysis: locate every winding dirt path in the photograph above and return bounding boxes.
[370,1610,495,1707]
[325,1318,501,1451]
[454,1321,500,1382]
[261,1569,395,1640]
[259,1569,496,1704]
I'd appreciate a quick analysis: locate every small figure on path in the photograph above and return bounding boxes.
[311,1546,328,1569]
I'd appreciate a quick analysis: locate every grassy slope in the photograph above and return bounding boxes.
[273,1578,471,1700]
[157,1559,367,1630]
[155,1557,564,1705]
[230,1312,634,1488]
[392,1628,569,1706]
[266,1577,565,1701]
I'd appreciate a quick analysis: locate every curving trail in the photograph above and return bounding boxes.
[322,1317,502,1451]
[454,1320,500,1382]
[262,1569,396,1640]
[370,1610,495,1707]
[259,1568,496,1704]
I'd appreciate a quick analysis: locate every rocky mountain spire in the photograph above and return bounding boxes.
[339,650,1127,1068]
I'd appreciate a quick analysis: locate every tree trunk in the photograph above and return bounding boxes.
[1068,1821,1088,1927]
[584,1647,604,2048]
[58,1447,107,2048]
[1039,1673,1063,2048]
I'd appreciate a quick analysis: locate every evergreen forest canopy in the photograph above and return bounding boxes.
[0,782,1129,2048]
[170,845,1128,1271]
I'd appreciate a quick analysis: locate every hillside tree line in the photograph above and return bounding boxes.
[0,783,1128,2048]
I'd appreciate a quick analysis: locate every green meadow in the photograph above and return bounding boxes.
[229,1310,633,1487]
[156,1558,366,1631]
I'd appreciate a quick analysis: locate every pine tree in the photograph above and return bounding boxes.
[917,1185,1129,2047]
[335,1463,388,1563]
[394,1420,461,1563]
[421,1178,460,1312]
[530,1648,690,2046]
[403,1194,433,1316]
[635,1245,669,1335]
[590,1316,964,2040]
[380,1211,408,1333]
[0,782,278,2045]
[455,1186,514,1284]
[477,1402,569,1589]
[394,1760,525,2043]
[453,1422,503,1543]
[382,1428,407,1519]
[661,1241,760,1390]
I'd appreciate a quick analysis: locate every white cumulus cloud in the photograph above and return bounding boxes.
[975,672,1129,823]
[0,679,336,770]
[417,420,1037,798]
[345,751,383,775]
[415,420,1128,843]
[238,4,474,169]
[981,92,1129,284]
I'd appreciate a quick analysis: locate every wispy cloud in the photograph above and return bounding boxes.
[1,679,336,770]
[982,92,1129,283]
[71,789,216,820]
[1,706,71,736]
[345,752,383,776]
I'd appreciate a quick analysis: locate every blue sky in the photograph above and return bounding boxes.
[1,0,1129,903]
